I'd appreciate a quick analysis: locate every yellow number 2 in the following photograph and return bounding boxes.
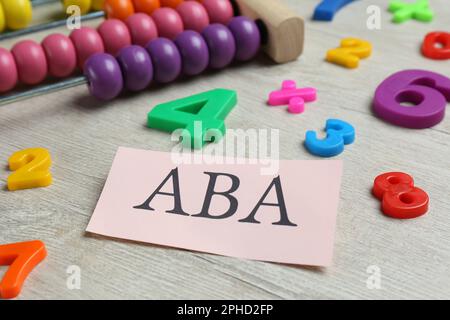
[7,148,52,191]
[326,38,372,69]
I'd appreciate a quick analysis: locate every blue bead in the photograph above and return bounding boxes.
[313,0,358,21]
[304,119,355,157]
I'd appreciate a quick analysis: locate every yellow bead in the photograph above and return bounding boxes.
[0,2,6,33]
[1,0,32,30]
[326,38,372,69]
[63,0,92,15]
[92,0,105,11]
[7,148,53,191]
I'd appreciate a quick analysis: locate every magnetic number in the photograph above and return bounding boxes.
[326,38,372,68]
[422,31,450,60]
[372,172,429,219]
[373,69,450,129]
[7,148,52,191]
[147,89,237,149]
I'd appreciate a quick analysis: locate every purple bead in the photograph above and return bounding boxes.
[175,30,209,76]
[84,53,124,100]
[117,45,153,92]
[146,38,182,83]
[228,16,261,61]
[202,23,236,69]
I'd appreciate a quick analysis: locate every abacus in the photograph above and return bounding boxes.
[0,0,106,39]
[0,0,230,40]
[0,0,304,104]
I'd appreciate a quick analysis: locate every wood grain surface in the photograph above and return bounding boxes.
[0,0,449,299]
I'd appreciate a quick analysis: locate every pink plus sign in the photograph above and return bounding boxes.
[268,80,317,114]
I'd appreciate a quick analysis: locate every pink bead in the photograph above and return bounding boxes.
[11,40,48,85]
[70,27,105,69]
[201,0,234,24]
[177,1,210,32]
[151,7,184,40]
[42,34,77,78]
[98,19,132,56]
[0,48,18,92]
[126,13,158,47]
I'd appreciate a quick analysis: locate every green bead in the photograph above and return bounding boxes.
[147,89,237,149]
[388,0,433,23]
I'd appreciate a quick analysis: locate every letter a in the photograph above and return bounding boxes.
[133,168,189,216]
[239,176,297,226]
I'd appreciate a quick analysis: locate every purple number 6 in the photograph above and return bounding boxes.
[373,70,450,128]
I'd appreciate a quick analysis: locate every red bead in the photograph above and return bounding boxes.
[373,172,429,219]
[98,19,132,56]
[422,31,450,60]
[0,48,18,92]
[42,34,77,78]
[152,7,184,40]
[176,1,209,33]
[200,0,233,24]
[70,27,105,69]
[11,40,48,85]
[126,13,158,47]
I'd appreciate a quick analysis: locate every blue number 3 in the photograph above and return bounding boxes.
[305,119,355,157]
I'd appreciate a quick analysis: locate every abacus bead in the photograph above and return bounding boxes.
[84,53,124,100]
[160,0,183,8]
[11,40,48,85]
[151,7,184,40]
[176,1,209,33]
[62,0,92,15]
[42,33,77,78]
[132,0,160,15]
[104,0,135,21]
[98,19,131,56]
[0,48,18,92]
[228,16,260,61]
[126,13,158,47]
[146,38,181,83]
[92,0,105,10]
[2,0,32,30]
[70,27,105,69]
[175,30,209,76]
[201,0,233,24]
[0,2,6,33]
[202,23,235,69]
[117,45,153,91]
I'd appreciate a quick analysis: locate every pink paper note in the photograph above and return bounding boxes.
[86,147,343,267]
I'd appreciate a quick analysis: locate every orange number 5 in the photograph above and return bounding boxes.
[7,148,52,191]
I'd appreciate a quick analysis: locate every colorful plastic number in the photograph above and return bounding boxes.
[147,89,237,149]
[268,80,317,114]
[388,0,433,23]
[373,172,429,219]
[373,70,450,129]
[305,119,355,157]
[422,32,450,60]
[7,148,53,191]
[0,240,47,299]
[326,38,372,69]
[313,0,357,21]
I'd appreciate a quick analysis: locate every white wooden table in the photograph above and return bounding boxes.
[1,0,449,299]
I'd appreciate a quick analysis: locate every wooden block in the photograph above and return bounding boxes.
[233,0,304,63]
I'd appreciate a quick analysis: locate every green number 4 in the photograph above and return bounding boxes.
[147,89,237,149]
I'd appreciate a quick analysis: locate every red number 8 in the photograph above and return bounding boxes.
[422,32,450,60]
[372,172,429,219]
